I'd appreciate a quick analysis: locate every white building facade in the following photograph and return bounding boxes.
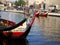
[25,0,60,9]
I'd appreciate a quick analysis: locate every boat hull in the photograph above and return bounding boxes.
[40,13,47,17]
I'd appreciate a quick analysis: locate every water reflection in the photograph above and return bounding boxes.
[3,38,29,45]
[27,16,60,45]
[39,16,60,41]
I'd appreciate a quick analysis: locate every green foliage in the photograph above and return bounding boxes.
[15,0,26,6]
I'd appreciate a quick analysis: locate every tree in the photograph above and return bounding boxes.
[15,0,26,6]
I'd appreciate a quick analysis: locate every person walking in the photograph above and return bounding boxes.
[51,6,58,13]
[29,5,34,18]
[39,1,46,10]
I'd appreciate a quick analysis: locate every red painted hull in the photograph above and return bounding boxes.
[1,19,25,37]
[40,14,47,17]
[3,32,24,37]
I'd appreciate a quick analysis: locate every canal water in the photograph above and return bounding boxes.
[0,11,60,45]
[27,16,60,45]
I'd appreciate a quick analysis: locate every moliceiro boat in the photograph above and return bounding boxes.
[0,18,26,38]
[40,13,47,17]
[2,19,27,37]
[34,10,48,17]
[39,10,48,17]
[0,15,35,39]
[0,11,36,45]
